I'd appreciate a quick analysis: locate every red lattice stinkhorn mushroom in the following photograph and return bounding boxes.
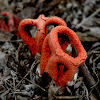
[0,11,19,35]
[40,26,87,87]
[18,14,67,55]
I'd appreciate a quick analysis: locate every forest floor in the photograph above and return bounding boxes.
[0,0,100,100]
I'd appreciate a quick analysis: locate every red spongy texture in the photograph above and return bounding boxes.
[18,14,67,55]
[56,68,77,86]
[36,15,67,53]
[40,35,51,74]
[40,34,69,75]
[40,26,87,87]
[48,26,87,68]
[18,19,36,55]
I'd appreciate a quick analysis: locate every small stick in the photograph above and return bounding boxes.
[55,95,81,99]
[22,77,46,92]
[20,77,58,100]
[16,60,40,89]
[79,63,100,96]
[76,8,100,28]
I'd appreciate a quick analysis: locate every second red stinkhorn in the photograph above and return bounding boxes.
[0,11,19,35]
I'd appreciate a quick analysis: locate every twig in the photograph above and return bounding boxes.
[76,32,100,42]
[19,76,58,100]
[16,60,40,89]
[0,39,23,43]
[0,89,10,100]
[19,76,59,100]
[55,95,81,99]
[5,80,14,89]
[80,63,96,87]
[13,77,17,100]
[9,39,23,42]
[88,51,100,89]
[18,43,24,64]
[83,83,89,100]
[76,8,100,28]
[90,56,100,89]
[22,77,46,92]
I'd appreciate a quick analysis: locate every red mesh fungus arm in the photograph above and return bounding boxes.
[18,14,67,55]
[40,26,87,87]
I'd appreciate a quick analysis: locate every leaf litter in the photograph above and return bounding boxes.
[0,0,100,100]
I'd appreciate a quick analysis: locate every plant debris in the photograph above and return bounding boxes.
[0,0,100,100]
